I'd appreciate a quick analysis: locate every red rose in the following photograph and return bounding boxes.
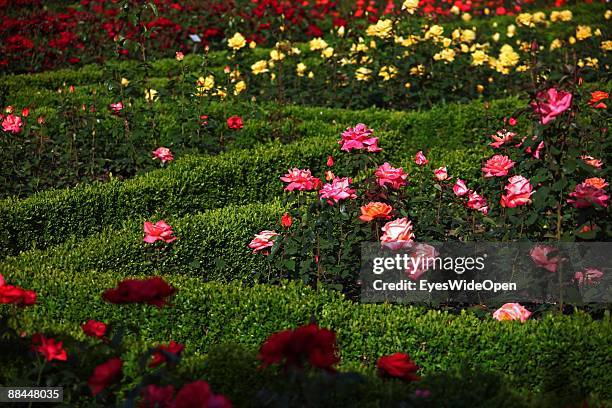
[173,380,232,408]
[31,334,68,362]
[226,116,243,130]
[103,276,176,308]
[81,320,107,338]
[149,341,184,368]
[281,213,292,228]
[258,324,339,371]
[377,352,420,382]
[140,384,174,408]
[0,285,36,306]
[88,357,123,396]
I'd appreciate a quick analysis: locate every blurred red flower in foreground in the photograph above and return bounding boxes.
[377,352,420,382]
[103,276,176,308]
[258,323,340,371]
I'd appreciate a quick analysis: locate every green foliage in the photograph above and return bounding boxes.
[1,272,610,399]
[1,94,522,257]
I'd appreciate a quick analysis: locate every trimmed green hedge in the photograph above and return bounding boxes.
[3,270,610,399]
[1,94,518,257]
[1,144,485,278]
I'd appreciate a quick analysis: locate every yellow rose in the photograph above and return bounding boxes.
[550,39,562,51]
[321,47,334,59]
[378,65,398,81]
[366,19,393,39]
[355,67,373,81]
[471,50,488,66]
[228,32,246,50]
[460,29,476,43]
[121,78,130,87]
[270,49,285,61]
[251,60,269,75]
[309,38,328,51]
[402,0,419,14]
[576,26,592,41]
[144,89,158,102]
[234,81,246,95]
[296,62,307,77]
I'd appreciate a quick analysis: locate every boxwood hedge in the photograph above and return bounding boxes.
[1,94,519,257]
[2,270,610,399]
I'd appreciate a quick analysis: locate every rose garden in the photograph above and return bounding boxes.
[0,0,610,407]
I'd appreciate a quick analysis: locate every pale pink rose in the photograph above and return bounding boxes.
[531,88,573,125]
[415,151,428,166]
[248,230,279,255]
[482,155,515,178]
[143,220,177,244]
[280,168,322,191]
[529,245,559,272]
[434,167,449,181]
[580,155,603,168]
[453,179,469,196]
[375,162,408,190]
[2,114,23,133]
[339,124,381,152]
[152,147,174,163]
[500,175,534,208]
[319,177,357,204]
[567,183,609,209]
[405,243,438,281]
[493,303,531,322]
[109,102,124,113]
[467,191,488,214]
[574,268,604,285]
[380,218,415,250]
[489,129,516,148]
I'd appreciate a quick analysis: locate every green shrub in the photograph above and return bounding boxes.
[1,94,520,257]
[2,270,610,399]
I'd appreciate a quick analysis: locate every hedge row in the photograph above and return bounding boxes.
[0,144,486,278]
[3,269,610,399]
[1,94,519,257]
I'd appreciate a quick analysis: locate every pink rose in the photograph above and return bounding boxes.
[567,183,609,209]
[574,268,604,285]
[482,155,515,178]
[380,218,415,250]
[434,167,449,181]
[489,129,516,148]
[493,303,531,322]
[508,117,517,126]
[152,147,174,163]
[339,124,381,152]
[326,155,334,167]
[375,162,408,190]
[467,191,488,214]
[280,168,322,191]
[531,88,572,125]
[109,102,123,114]
[143,220,177,244]
[405,243,438,281]
[453,179,469,196]
[2,114,23,133]
[500,175,534,208]
[319,177,357,204]
[529,245,559,272]
[248,230,278,255]
[414,151,428,166]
